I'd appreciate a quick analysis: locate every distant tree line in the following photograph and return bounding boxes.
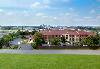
[16,30,37,39]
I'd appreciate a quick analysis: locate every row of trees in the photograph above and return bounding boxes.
[16,30,37,39]
[82,33,100,46]
[17,30,37,35]
[0,33,18,48]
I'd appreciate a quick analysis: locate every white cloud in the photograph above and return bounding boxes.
[35,13,45,16]
[43,0,50,4]
[83,16,93,19]
[69,8,74,11]
[0,13,99,26]
[65,13,71,16]
[64,11,79,17]
[31,2,40,8]
[23,11,30,16]
[42,15,49,18]
[31,1,50,9]
[0,9,3,12]
[23,10,27,13]
[44,5,50,8]
[96,14,100,19]
[73,16,99,26]
[90,9,95,14]
[53,17,57,20]
[6,12,14,15]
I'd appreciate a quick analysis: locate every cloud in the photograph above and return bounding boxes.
[0,12,99,26]
[65,13,71,16]
[0,0,99,26]
[23,11,30,16]
[6,12,14,15]
[53,17,57,20]
[69,8,74,11]
[96,14,100,19]
[64,11,79,17]
[43,0,50,4]
[31,2,40,8]
[31,1,50,9]
[83,16,93,19]
[73,16,99,26]
[90,9,95,14]
[0,9,3,12]
[35,13,45,16]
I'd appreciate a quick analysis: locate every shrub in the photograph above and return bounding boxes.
[50,37,61,46]
[10,45,18,49]
[89,46,99,50]
[31,42,37,49]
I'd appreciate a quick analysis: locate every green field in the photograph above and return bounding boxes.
[0,54,100,69]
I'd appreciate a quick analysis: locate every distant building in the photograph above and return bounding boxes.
[40,29,95,43]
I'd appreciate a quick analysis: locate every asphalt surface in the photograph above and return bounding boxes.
[0,49,100,55]
[18,44,33,50]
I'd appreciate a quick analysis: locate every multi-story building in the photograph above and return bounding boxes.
[40,29,95,43]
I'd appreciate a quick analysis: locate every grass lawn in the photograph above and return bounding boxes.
[0,54,100,69]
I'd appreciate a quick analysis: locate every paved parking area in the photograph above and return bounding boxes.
[0,49,100,55]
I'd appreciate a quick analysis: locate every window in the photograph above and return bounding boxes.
[72,38,74,41]
[70,38,71,41]
[66,35,68,39]
[72,35,74,37]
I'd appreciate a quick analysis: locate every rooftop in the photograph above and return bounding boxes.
[40,29,95,36]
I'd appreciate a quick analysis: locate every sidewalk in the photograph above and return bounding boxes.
[0,49,100,55]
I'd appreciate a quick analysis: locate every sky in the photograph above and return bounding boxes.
[0,0,100,26]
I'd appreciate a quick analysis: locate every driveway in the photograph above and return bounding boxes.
[0,49,100,55]
[10,38,22,45]
[18,44,33,50]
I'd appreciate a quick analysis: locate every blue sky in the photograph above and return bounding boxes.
[0,0,100,26]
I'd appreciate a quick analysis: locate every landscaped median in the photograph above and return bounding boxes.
[0,54,100,69]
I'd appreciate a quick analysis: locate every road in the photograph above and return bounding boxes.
[0,49,100,55]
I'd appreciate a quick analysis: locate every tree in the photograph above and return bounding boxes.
[34,32,44,47]
[83,32,100,46]
[50,37,61,46]
[74,41,83,46]
[83,36,98,46]
[16,30,21,37]
[16,30,37,39]
[31,42,37,49]
[0,33,18,48]
[83,34,100,49]
[31,30,37,35]
[16,30,27,39]
[0,38,5,48]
